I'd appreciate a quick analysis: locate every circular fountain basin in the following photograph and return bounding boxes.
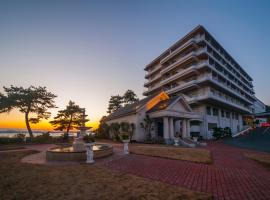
[46,143,113,162]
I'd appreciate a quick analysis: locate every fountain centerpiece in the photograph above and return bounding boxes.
[72,109,91,151]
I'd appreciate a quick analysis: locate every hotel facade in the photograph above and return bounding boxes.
[105,25,262,143]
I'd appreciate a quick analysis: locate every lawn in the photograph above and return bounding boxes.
[0,150,212,200]
[130,145,212,164]
[245,153,270,169]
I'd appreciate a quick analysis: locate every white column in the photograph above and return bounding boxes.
[182,119,187,138]
[169,118,175,139]
[163,117,169,143]
[186,119,190,138]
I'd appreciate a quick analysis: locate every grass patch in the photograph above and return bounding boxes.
[130,145,212,164]
[0,150,212,200]
[245,153,270,169]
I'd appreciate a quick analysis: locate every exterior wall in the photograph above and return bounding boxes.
[105,114,140,141]
[143,26,256,136]
[105,109,149,142]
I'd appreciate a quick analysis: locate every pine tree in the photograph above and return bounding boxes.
[123,90,139,105]
[50,101,86,140]
[107,95,123,114]
[0,85,57,138]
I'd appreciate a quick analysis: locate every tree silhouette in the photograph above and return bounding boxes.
[107,95,123,114]
[123,90,139,105]
[0,85,57,138]
[50,101,86,140]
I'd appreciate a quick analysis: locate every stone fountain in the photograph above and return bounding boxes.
[46,109,113,162]
[72,109,91,152]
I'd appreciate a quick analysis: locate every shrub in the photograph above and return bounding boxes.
[212,127,223,140]
[223,127,232,137]
[83,134,95,143]
[120,133,129,141]
[31,132,52,143]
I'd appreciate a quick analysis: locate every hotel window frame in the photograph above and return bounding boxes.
[213,108,219,116]
[206,106,212,115]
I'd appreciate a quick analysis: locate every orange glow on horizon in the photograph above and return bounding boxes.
[0,110,100,130]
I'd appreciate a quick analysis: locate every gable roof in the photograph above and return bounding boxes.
[104,95,153,121]
[146,96,179,113]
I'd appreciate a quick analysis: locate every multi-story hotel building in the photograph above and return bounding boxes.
[106,25,261,142]
[143,25,255,138]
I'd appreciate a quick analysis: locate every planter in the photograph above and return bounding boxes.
[85,142,95,164]
[193,137,198,142]
[174,138,180,146]
[122,139,130,154]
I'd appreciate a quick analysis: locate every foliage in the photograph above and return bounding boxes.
[0,85,57,138]
[50,101,86,140]
[120,122,130,133]
[15,133,26,142]
[140,115,153,140]
[83,134,95,143]
[120,133,129,141]
[31,132,52,143]
[110,123,121,141]
[96,122,110,139]
[107,90,139,114]
[107,95,123,114]
[223,127,232,137]
[212,127,223,140]
[213,127,232,140]
[123,90,139,105]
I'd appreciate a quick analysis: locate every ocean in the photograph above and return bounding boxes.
[0,129,78,138]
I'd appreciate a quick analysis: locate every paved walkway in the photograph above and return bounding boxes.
[103,142,270,200]
[8,142,270,199]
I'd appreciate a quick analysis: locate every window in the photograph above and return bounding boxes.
[226,111,230,118]
[208,123,217,131]
[221,110,225,117]
[213,108,219,116]
[207,106,211,115]
[235,113,239,120]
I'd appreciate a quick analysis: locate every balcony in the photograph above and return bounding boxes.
[186,92,251,113]
[145,64,163,79]
[143,84,162,96]
[160,37,202,64]
[204,39,253,86]
[144,74,162,87]
[160,48,206,75]
[206,55,256,100]
[165,80,198,94]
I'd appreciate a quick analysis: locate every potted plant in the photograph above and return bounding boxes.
[83,135,95,164]
[174,132,180,146]
[120,133,130,154]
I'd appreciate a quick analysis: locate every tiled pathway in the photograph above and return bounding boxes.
[102,142,270,200]
[12,142,270,200]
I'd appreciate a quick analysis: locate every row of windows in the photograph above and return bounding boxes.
[206,106,239,119]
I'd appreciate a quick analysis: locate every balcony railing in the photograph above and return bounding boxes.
[160,37,202,64]
[160,48,206,75]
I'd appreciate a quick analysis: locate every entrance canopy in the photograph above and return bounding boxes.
[147,95,202,120]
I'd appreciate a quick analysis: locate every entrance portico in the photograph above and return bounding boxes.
[147,96,202,144]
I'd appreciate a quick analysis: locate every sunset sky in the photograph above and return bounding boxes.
[0,0,270,130]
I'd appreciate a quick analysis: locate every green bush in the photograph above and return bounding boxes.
[212,127,223,140]
[120,133,129,141]
[31,132,52,143]
[83,134,95,143]
[213,127,232,140]
[223,127,232,137]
